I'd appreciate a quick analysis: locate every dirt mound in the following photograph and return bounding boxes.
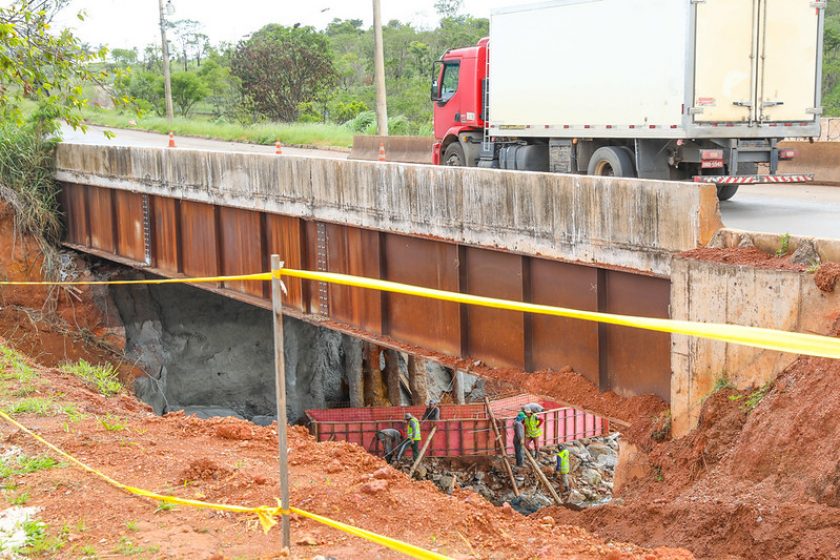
[681,247,806,271]
[560,355,840,560]
[179,458,232,483]
[815,262,840,293]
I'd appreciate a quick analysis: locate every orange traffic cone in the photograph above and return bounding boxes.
[275,141,283,155]
[377,142,386,162]
[168,131,176,148]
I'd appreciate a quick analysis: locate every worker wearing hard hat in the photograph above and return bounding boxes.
[523,408,543,457]
[405,412,422,458]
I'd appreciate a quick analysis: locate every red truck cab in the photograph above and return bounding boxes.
[431,38,488,166]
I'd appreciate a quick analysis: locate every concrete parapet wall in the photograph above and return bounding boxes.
[670,256,840,437]
[55,144,722,276]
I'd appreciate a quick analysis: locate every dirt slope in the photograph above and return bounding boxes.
[558,355,840,560]
[0,343,692,559]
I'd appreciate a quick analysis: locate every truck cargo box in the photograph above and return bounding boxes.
[488,0,823,140]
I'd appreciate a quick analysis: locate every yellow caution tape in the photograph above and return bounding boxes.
[0,410,451,560]
[277,268,840,361]
[2,267,839,360]
[0,273,270,287]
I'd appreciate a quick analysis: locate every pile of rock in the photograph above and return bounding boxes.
[406,433,620,515]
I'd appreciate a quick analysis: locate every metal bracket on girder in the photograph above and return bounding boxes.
[142,194,152,266]
[316,222,329,316]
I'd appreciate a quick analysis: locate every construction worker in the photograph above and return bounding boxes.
[555,444,571,492]
[422,400,441,421]
[523,409,543,457]
[405,412,421,458]
[375,428,404,463]
[512,412,526,467]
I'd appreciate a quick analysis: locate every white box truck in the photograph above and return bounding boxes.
[431,0,824,200]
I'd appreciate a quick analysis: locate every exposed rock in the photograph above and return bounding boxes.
[737,235,755,249]
[360,479,388,494]
[791,239,820,266]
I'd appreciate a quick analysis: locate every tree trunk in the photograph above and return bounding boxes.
[384,349,401,406]
[408,355,429,406]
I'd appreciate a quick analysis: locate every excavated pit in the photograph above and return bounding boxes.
[108,279,484,424]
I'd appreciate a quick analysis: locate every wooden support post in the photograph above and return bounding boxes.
[408,426,438,478]
[452,370,465,404]
[364,343,386,406]
[408,355,429,406]
[384,349,401,406]
[344,335,364,408]
[484,397,520,497]
[524,446,563,506]
[270,255,291,550]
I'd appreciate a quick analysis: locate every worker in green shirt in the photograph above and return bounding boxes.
[555,444,571,492]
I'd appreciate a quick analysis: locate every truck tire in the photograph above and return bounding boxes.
[587,146,636,177]
[443,142,466,167]
[716,185,740,201]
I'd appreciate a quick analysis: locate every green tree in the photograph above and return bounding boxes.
[170,71,208,117]
[231,24,336,122]
[0,0,119,132]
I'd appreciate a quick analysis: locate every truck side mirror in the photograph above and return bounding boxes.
[430,80,440,102]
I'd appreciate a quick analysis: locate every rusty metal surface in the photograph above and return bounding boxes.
[151,197,180,272]
[326,224,383,334]
[602,270,671,402]
[113,190,146,263]
[60,183,89,246]
[265,214,306,312]
[59,183,675,401]
[179,201,219,278]
[529,258,600,385]
[86,187,115,254]
[462,247,525,369]
[382,233,462,357]
[218,206,264,298]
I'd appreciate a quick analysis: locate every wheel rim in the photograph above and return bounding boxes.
[593,160,615,176]
[445,153,462,166]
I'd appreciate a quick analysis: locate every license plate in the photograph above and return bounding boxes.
[701,160,724,169]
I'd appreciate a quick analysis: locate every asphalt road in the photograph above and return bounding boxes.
[719,183,840,239]
[61,126,839,239]
[60,125,348,160]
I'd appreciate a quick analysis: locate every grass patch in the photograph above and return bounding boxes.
[9,491,29,505]
[775,233,791,257]
[154,501,175,513]
[6,397,57,416]
[98,415,126,432]
[82,107,355,149]
[729,383,772,412]
[0,454,58,479]
[0,346,37,385]
[712,375,732,393]
[20,520,67,556]
[61,359,122,397]
[112,536,158,556]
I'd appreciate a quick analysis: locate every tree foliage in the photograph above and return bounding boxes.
[0,0,118,132]
[231,25,336,122]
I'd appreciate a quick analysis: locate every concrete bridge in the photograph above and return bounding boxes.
[54,144,839,435]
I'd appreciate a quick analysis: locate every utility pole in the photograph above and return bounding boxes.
[372,0,388,136]
[158,0,175,123]
[271,255,291,550]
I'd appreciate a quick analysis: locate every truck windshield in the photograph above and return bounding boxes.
[440,62,460,102]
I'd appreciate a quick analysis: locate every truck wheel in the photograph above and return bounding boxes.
[443,142,466,167]
[588,147,636,177]
[716,185,740,201]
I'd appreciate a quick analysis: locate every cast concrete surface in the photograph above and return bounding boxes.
[60,124,347,160]
[61,127,840,241]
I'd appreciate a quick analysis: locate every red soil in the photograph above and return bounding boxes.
[556,355,840,560]
[681,247,807,271]
[0,348,692,560]
[815,262,840,293]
